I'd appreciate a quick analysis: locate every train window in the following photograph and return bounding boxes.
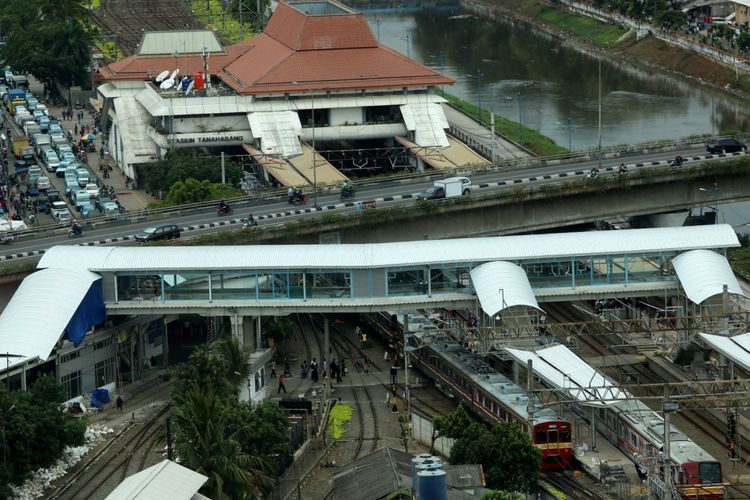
[548,430,558,442]
[630,432,637,447]
[535,430,547,443]
[699,463,721,483]
[559,429,571,442]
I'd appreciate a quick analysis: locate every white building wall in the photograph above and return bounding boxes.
[170,114,250,134]
[58,331,117,398]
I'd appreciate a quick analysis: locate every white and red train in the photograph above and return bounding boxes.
[363,311,726,498]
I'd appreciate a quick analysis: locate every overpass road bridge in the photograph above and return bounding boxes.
[0,142,748,262]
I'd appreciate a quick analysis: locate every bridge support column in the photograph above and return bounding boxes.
[230,314,245,348]
[324,317,330,403]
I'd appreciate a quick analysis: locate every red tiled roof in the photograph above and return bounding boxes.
[219,41,452,94]
[99,39,254,81]
[264,2,377,50]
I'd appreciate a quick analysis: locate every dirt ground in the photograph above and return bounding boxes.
[479,0,748,99]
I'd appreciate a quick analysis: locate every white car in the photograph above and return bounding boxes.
[84,183,99,197]
[36,176,50,190]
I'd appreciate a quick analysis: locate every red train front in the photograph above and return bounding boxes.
[675,461,725,499]
[533,420,574,470]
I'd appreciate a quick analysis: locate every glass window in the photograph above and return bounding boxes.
[387,268,426,296]
[115,274,161,301]
[548,430,558,443]
[699,462,721,483]
[559,429,571,442]
[535,430,547,443]
[94,358,114,388]
[59,351,80,364]
[305,271,350,298]
[163,272,209,300]
[61,371,81,400]
[210,272,257,300]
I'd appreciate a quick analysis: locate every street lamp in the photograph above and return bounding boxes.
[698,183,721,224]
[311,92,318,208]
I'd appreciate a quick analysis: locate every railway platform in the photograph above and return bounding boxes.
[571,414,644,498]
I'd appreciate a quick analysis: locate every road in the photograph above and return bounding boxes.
[1,139,743,264]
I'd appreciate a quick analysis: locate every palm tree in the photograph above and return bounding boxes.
[174,385,274,499]
[214,338,251,391]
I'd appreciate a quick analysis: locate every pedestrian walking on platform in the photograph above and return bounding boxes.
[270,361,277,378]
[363,359,369,374]
[277,373,287,394]
[390,364,398,385]
[284,359,292,377]
[116,396,123,412]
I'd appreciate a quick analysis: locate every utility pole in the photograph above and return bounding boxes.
[518,94,524,146]
[311,92,317,208]
[221,151,226,184]
[489,110,495,162]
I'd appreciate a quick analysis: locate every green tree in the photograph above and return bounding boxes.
[145,150,243,195]
[173,345,235,400]
[431,404,474,451]
[213,338,251,390]
[481,491,523,500]
[450,422,540,493]
[737,31,750,52]
[233,400,292,475]
[173,386,273,499]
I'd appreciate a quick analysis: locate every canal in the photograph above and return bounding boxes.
[349,0,750,152]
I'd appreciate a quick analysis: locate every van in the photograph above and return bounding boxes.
[43,150,60,172]
[24,122,40,138]
[135,224,181,242]
[51,135,67,150]
[28,166,42,183]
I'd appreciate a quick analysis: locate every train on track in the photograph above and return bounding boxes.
[362,311,573,470]
[362,310,726,498]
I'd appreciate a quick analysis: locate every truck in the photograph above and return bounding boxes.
[34,134,50,156]
[11,136,29,159]
[416,177,472,200]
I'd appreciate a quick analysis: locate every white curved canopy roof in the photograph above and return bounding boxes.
[470,261,539,317]
[672,249,743,304]
[504,344,627,407]
[699,332,750,373]
[0,269,100,367]
[37,225,739,272]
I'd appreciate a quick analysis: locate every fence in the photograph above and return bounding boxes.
[410,411,454,458]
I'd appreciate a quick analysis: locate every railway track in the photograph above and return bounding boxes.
[544,472,614,500]
[548,302,750,499]
[49,402,171,500]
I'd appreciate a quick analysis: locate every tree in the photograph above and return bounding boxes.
[173,386,273,499]
[144,150,243,195]
[431,404,473,452]
[213,338,251,390]
[481,491,523,500]
[173,345,235,400]
[450,422,540,493]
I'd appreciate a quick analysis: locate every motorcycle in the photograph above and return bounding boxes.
[340,185,354,200]
[670,156,684,167]
[587,168,599,179]
[0,232,14,245]
[241,216,257,228]
[288,192,308,205]
[68,226,84,238]
[217,205,233,216]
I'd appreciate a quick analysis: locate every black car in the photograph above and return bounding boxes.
[416,186,446,200]
[135,224,181,243]
[45,188,61,203]
[706,138,746,154]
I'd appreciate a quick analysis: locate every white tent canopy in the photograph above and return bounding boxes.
[470,261,539,317]
[699,332,750,373]
[247,111,303,158]
[400,102,449,148]
[672,249,743,304]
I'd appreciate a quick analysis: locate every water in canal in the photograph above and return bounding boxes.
[349,0,750,152]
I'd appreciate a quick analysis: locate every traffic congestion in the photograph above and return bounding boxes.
[0,71,126,242]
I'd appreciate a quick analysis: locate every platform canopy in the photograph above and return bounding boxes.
[106,459,208,500]
[699,332,750,372]
[672,249,744,304]
[504,344,627,406]
[247,111,303,158]
[400,102,449,148]
[470,261,539,317]
[0,269,102,369]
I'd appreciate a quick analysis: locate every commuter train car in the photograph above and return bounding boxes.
[597,396,725,499]
[364,312,573,470]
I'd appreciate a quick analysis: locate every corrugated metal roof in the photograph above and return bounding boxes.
[105,459,208,500]
[470,261,539,317]
[332,447,411,500]
[37,225,740,272]
[137,31,224,55]
[400,102,449,148]
[672,249,743,304]
[699,332,750,372]
[504,345,627,406]
[444,464,484,489]
[112,96,157,166]
[0,269,100,366]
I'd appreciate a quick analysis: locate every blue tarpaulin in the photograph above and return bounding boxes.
[66,281,106,347]
[91,388,111,409]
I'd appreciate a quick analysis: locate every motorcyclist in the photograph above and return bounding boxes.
[287,187,294,203]
[245,213,257,227]
[70,220,82,235]
[589,167,599,178]
[218,198,230,213]
[672,154,683,167]
[340,180,353,198]
[617,163,628,175]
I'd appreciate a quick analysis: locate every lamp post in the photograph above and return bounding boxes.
[699,183,721,224]
[311,92,317,208]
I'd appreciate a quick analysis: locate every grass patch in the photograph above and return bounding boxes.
[438,90,567,156]
[189,0,253,44]
[89,0,101,9]
[0,258,39,278]
[535,6,626,47]
[328,404,353,439]
[737,75,750,94]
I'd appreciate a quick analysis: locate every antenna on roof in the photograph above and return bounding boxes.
[155,70,170,83]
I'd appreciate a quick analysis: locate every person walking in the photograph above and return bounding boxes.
[390,364,398,385]
[270,360,277,378]
[277,373,287,394]
[116,395,123,412]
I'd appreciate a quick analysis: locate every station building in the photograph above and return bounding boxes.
[97,0,457,187]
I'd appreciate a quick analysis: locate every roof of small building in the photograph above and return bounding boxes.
[137,30,225,55]
[99,0,453,93]
[105,459,208,500]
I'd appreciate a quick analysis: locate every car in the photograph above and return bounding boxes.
[35,104,48,116]
[72,190,92,211]
[32,109,44,121]
[43,150,60,172]
[64,177,79,192]
[60,152,76,163]
[57,144,72,156]
[706,138,746,154]
[36,176,50,190]
[36,196,50,213]
[46,188,61,203]
[135,224,181,243]
[84,183,99,197]
[56,161,70,178]
[51,201,70,220]
[76,168,90,187]
[28,166,42,183]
